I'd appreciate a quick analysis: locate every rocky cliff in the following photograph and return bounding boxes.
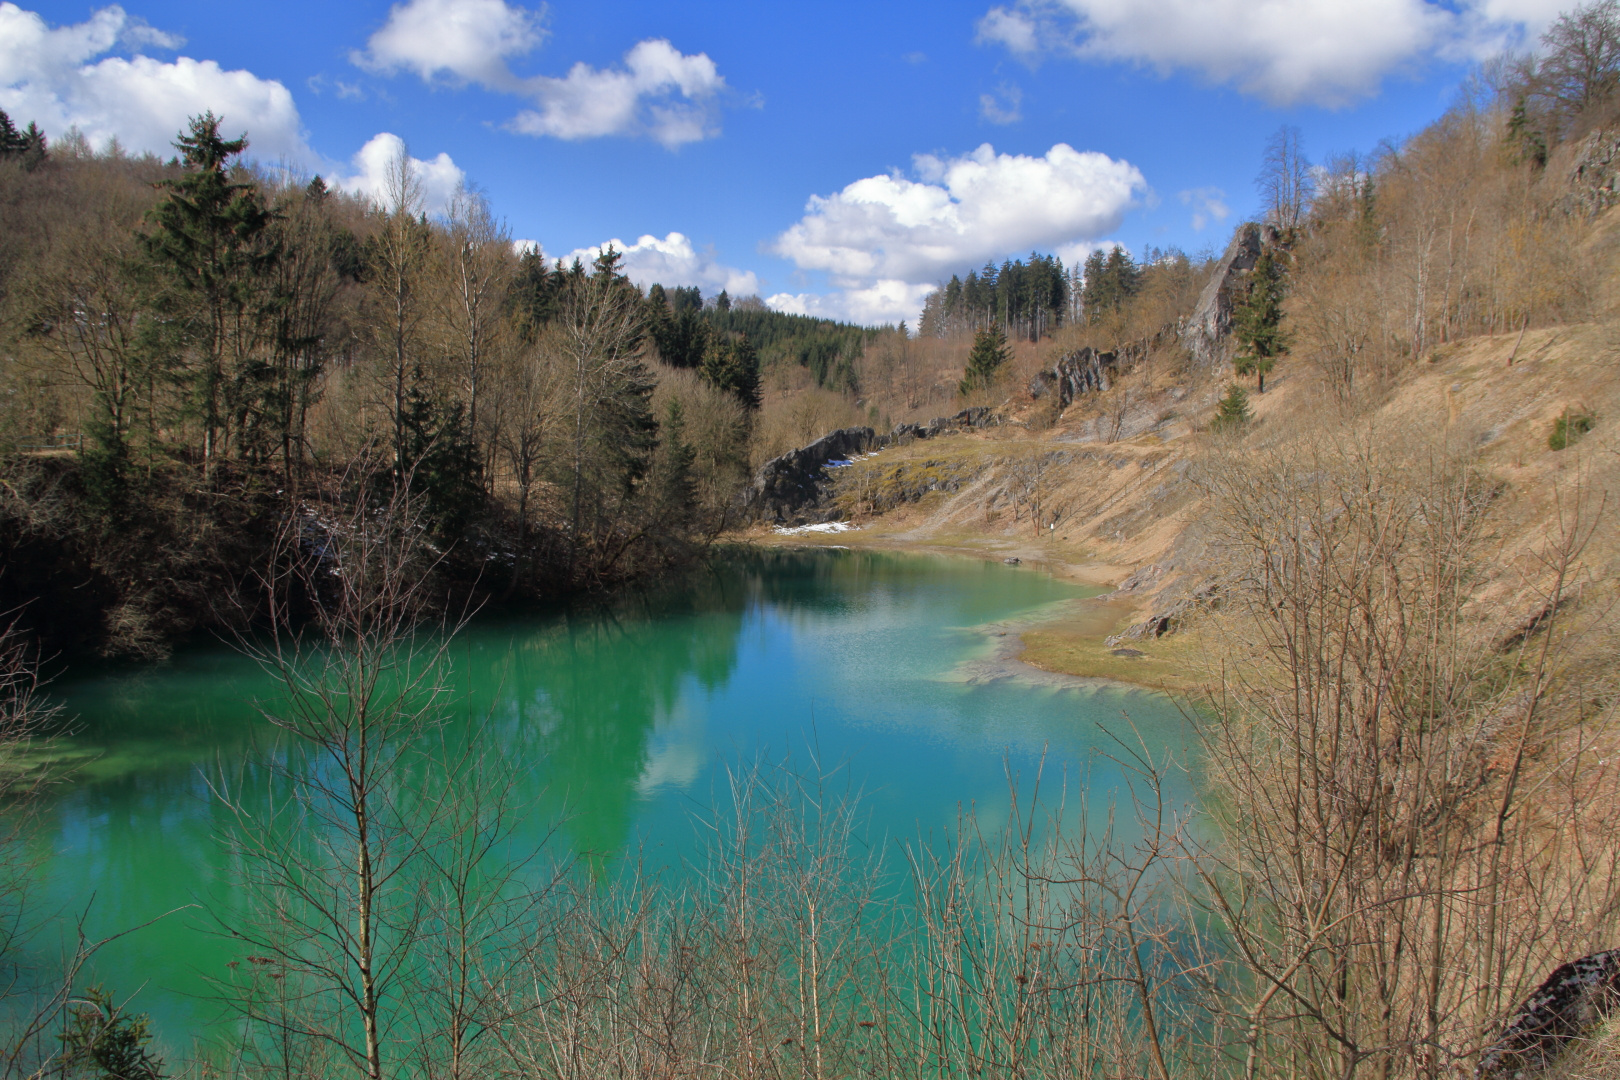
[745,408,997,523]
[1182,222,1279,369]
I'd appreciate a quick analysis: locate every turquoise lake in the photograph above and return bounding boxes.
[26,547,1191,1047]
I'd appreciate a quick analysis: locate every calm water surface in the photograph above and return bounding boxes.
[30,548,1190,1043]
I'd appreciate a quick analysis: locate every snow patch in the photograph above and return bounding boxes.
[774,521,857,536]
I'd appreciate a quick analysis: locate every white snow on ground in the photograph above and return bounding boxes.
[774,521,857,535]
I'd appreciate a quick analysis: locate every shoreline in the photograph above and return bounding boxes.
[735,525,1209,696]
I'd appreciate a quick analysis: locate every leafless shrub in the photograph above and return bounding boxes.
[1189,431,1620,1079]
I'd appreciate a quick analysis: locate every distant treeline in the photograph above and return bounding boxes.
[917,246,1190,342]
[640,283,880,395]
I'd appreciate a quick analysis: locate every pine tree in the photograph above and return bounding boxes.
[1232,248,1287,393]
[959,324,1010,396]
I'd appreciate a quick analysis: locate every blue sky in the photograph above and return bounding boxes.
[0,0,1567,324]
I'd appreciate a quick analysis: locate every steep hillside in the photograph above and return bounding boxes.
[748,208,1620,692]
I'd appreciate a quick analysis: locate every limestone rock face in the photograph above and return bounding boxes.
[745,426,878,524]
[744,408,999,523]
[1182,222,1276,369]
[1030,347,1121,405]
[1567,129,1620,217]
[1479,949,1620,1078]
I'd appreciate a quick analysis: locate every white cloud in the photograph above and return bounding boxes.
[1055,239,1113,267]
[353,0,545,89]
[769,142,1142,326]
[767,280,938,327]
[332,132,467,216]
[0,2,309,160]
[1179,186,1229,231]
[508,39,726,148]
[976,6,1040,53]
[974,0,1572,106]
[773,142,1144,285]
[562,231,761,296]
[353,1,730,149]
[979,83,1023,124]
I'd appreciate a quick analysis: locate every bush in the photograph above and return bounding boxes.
[1548,411,1594,450]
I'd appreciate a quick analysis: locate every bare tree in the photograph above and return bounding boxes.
[213,481,457,1080]
[371,146,430,486]
[441,187,514,486]
[1258,126,1313,233]
[1190,434,1620,1080]
[1538,0,1620,120]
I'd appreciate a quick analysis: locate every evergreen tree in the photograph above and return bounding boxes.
[670,285,703,313]
[509,251,567,340]
[648,289,711,369]
[400,370,483,539]
[648,398,697,537]
[58,986,165,1080]
[1232,248,1288,393]
[700,333,761,408]
[0,110,45,170]
[1081,247,1140,323]
[959,325,1010,396]
[140,112,277,467]
[1210,383,1252,432]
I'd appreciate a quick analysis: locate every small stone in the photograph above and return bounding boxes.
[1003,557,1021,565]
[1110,648,1145,658]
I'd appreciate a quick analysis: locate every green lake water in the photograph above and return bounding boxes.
[27,547,1191,1046]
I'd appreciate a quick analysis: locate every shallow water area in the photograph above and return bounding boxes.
[27,547,1192,1048]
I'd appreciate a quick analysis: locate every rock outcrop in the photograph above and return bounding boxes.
[745,426,879,524]
[1567,129,1620,217]
[745,409,998,523]
[1030,347,1121,405]
[1183,222,1278,369]
[1479,949,1620,1078]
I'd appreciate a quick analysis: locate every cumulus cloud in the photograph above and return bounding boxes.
[0,2,310,160]
[1179,186,1229,231]
[332,132,467,216]
[974,0,1570,106]
[353,0,545,89]
[510,40,726,148]
[353,0,729,148]
[773,142,1144,286]
[561,232,761,296]
[769,142,1142,326]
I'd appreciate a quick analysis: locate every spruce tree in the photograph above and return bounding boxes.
[1210,383,1252,432]
[700,333,761,408]
[1232,248,1287,393]
[959,324,1010,396]
[141,112,276,466]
